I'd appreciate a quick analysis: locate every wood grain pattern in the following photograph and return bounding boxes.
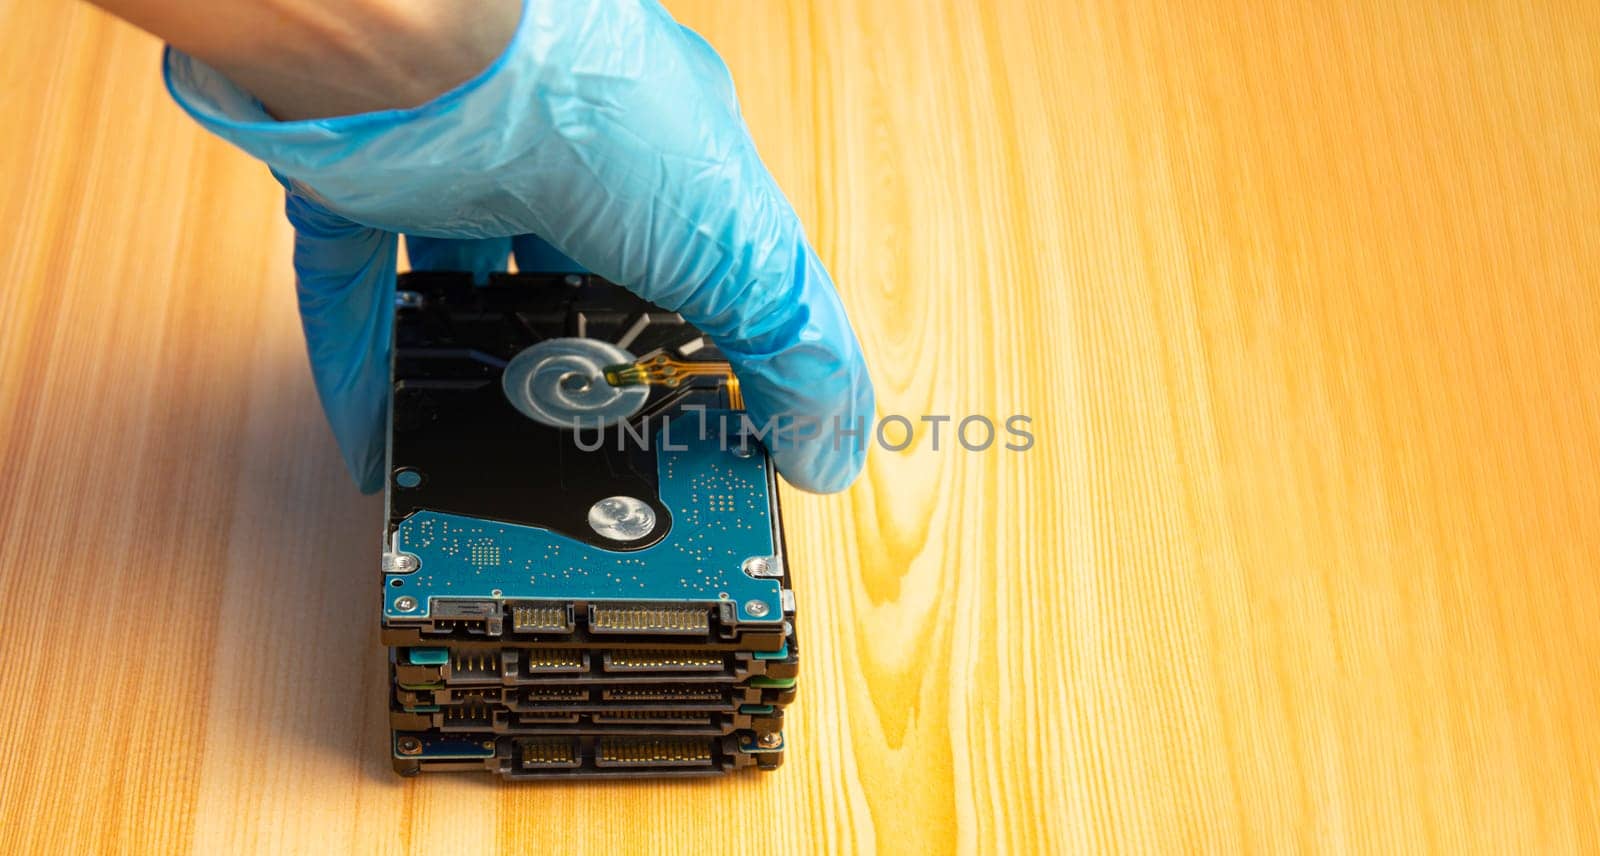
[2,1,1597,852]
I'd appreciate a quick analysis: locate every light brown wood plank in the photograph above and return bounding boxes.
[1,1,1596,852]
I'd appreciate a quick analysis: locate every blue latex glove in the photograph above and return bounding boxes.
[163,0,874,494]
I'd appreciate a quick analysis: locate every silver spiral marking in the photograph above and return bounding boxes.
[501,338,648,429]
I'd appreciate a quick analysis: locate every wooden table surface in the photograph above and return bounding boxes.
[3,1,1598,853]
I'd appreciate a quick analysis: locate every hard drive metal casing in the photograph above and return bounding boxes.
[382,272,796,778]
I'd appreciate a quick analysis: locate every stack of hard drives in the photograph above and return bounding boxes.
[382,271,798,779]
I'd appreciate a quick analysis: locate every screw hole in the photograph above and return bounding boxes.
[389,579,403,587]
[395,469,423,488]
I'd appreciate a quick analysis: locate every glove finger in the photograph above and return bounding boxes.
[533,11,874,493]
[286,191,399,493]
[511,234,586,274]
[674,24,741,119]
[405,235,510,284]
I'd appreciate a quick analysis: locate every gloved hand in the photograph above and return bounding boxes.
[163,0,874,494]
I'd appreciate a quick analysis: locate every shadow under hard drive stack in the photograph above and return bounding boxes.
[382,272,797,779]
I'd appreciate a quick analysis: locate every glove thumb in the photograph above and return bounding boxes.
[284,190,398,493]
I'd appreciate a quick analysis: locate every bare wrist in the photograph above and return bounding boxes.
[93,0,520,119]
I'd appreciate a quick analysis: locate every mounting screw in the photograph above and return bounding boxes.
[397,736,423,755]
[744,599,770,618]
[393,596,417,612]
[758,732,781,748]
[383,553,419,573]
[742,560,780,579]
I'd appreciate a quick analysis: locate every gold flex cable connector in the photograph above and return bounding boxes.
[604,355,744,409]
